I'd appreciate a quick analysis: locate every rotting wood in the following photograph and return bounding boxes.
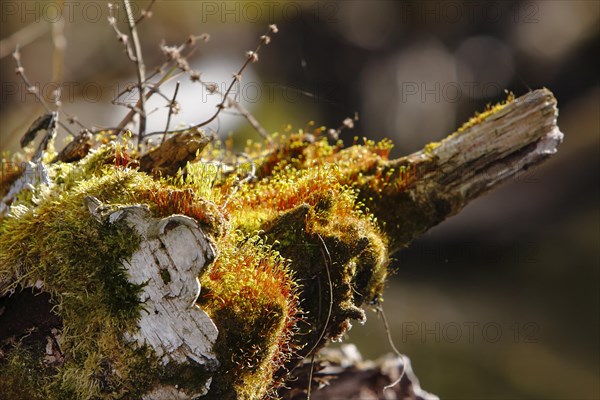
[359,88,563,252]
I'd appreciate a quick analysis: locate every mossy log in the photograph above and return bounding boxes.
[0,89,563,399]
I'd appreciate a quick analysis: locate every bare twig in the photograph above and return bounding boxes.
[51,15,66,85]
[123,0,147,150]
[375,303,406,392]
[162,81,181,144]
[13,47,52,115]
[223,90,272,142]
[0,22,49,59]
[135,0,156,25]
[112,34,207,136]
[189,25,278,131]
[306,234,334,400]
[107,4,136,62]
[63,113,89,131]
[12,46,75,136]
[143,26,277,141]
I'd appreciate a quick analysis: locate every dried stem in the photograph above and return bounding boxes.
[221,90,272,142]
[144,26,277,142]
[162,81,181,144]
[123,0,147,150]
[12,46,74,136]
[107,4,136,62]
[135,0,156,25]
[112,34,204,136]
[188,25,277,131]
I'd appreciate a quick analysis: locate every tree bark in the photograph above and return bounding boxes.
[85,197,219,398]
[359,88,563,252]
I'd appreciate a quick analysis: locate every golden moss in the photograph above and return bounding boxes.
[198,234,299,399]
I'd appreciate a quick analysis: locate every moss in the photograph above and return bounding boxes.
[424,141,441,154]
[454,91,515,135]
[0,146,220,399]
[0,342,47,400]
[198,234,299,399]
[2,134,395,399]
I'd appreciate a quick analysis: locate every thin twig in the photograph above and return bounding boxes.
[375,303,406,392]
[162,81,181,143]
[0,21,49,59]
[12,46,75,136]
[51,15,66,85]
[307,352,316,400]
[123,0,147,150]
[135,0,156,25]
[305,234,334,400]
[223,91,272,142]
[107,4,136,62]
[13,47,52,114]
[189,25,278,131]
[112,34,205,135]
[144,26,277,141]
[63,113,89,131]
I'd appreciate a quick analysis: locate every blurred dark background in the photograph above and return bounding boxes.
[1,1,598,398]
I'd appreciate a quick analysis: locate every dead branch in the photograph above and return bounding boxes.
[359,88,563,253]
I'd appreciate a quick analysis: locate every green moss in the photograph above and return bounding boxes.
[424,141,441,154]
[0,146,220,399]
[2,134,396,399]
[0,342,47,400]
[454,91,515,135]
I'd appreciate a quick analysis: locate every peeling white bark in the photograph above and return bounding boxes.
[0,161,51,217]
[86,197,219,399]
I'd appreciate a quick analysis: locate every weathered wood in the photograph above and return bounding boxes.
[52,130,93,163]
[139,129,212,176]
[0,161,51,217]
[86,197,219,399]
[362,88,564,252]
